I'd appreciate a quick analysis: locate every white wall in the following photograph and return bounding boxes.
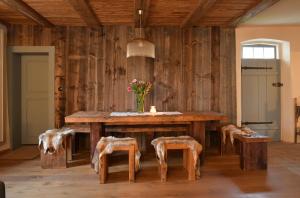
[243,0,300,26]
[236,25,300,143]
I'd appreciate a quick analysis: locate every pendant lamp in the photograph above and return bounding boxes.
[127,9,155,58]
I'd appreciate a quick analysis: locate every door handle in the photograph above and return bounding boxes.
[242,121,273,125]
[272,82,283,87]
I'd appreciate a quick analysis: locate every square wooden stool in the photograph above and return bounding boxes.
[96,137,140,184]
[161,143,198,182]
[99,144,136,183]
[151,136,202,182]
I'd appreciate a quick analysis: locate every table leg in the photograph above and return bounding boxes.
[191,121,205,165]
[90,123,103,166]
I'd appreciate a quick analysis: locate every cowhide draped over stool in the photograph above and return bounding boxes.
[151,136,202,182]
[38,128,74,168]
[92,136,141,183]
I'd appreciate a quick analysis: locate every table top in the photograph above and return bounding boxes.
[65,111,228,123]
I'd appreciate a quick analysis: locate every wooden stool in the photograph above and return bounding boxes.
[40,133,73,169]
[99,144,136,183]
[96,137,140,184]
[161,143,198,182]
[151,136,202,182]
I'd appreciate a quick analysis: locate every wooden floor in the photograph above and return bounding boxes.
[1,142,300,198]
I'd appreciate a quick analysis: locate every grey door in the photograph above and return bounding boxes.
[241,58,281,140]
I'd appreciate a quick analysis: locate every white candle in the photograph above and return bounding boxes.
[150,106,156,113]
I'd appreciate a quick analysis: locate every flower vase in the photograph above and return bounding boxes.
[136,95,145,113]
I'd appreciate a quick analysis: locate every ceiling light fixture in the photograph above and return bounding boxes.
[126,9,155,58]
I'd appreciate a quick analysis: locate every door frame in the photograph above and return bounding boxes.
[236,39,293,141]
[241,57,281,140]
[8,46,55,147]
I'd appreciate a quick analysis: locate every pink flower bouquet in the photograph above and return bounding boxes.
[128,79,152,112]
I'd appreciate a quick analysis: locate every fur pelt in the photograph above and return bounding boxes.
[38,128,74,155]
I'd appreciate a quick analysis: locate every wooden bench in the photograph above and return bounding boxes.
[220,131,240,156]
[234,134,272,170]
[40,133,73,169]
[216,124,237,156]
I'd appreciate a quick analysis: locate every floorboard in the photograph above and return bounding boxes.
[1,142,300,198]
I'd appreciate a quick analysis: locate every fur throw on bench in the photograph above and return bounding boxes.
[221,125,256,144]
[38,128,74,155]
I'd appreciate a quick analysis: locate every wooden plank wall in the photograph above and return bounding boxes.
[7,25,236,128]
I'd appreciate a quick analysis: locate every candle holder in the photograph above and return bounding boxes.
[150,106,156,113]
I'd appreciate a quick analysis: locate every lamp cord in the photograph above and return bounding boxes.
[139,9,142,38]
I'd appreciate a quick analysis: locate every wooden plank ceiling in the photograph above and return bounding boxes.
[0,0,280,27]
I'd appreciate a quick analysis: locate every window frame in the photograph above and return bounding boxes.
[242,44,277,60]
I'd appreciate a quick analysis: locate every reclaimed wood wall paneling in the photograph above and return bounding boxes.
[7,24,236,129]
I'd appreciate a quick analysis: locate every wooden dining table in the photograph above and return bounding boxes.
[65,111,228,166]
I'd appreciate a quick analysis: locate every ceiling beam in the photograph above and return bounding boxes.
[181,0,217,28]
[134,0,151,28]
[66,0,101,27]
[0,0,54,27]
[231,0,280,27]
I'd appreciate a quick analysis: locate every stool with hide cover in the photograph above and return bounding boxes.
[92,136,141,184]
[38,128,74,168]
[220,124,256,155]
[151,136,202,182]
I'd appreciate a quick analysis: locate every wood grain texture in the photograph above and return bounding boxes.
[2,143,300,197]
[0,0,279,26]
[181,0,217,28]
[211,26,220,112]
[134,0,151,27]
[240,142,268,170]
[40,135,72,168]
[66,111,225,160]
[7,24,236,128]
[65,112,227,123]
[66,0,101,27]
[90,123,102,161]
[0,1,32,25]
[148,0,199,26]
[0,0,53,27]
[90,0,134,25]
[23,0,85,26]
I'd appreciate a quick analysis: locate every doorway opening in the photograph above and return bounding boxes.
[8,46,55,148]
[241,44,281,141]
